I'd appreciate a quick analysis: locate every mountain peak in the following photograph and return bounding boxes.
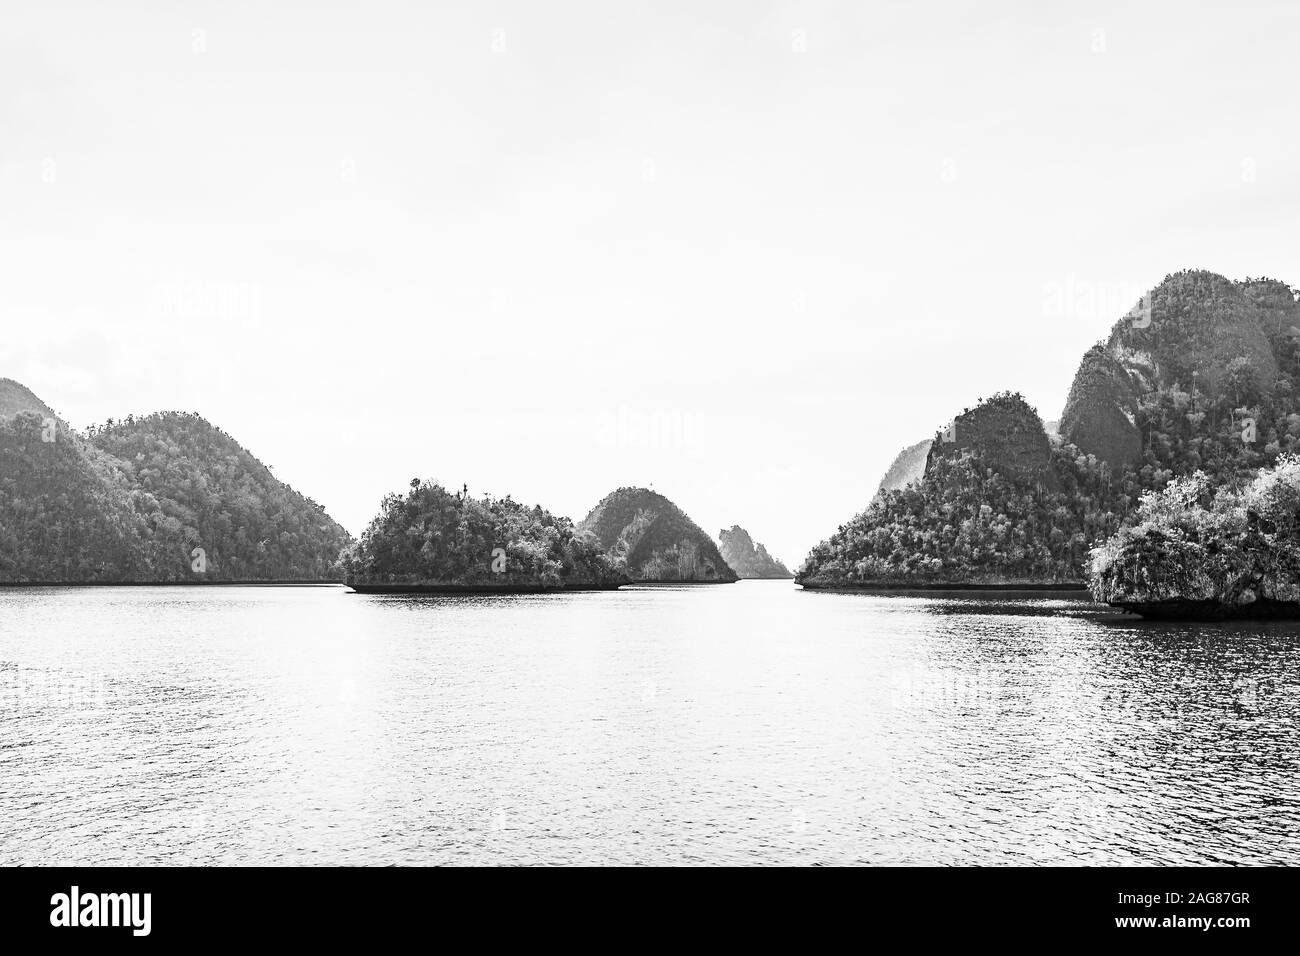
[925,391,1058,490]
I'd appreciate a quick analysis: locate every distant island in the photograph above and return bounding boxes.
[797,270,1300,618]
[579,487,738,583]
[13,263,1300,622]
[341,480,626,592]
[718,525,791,578]
[0,379,351,583]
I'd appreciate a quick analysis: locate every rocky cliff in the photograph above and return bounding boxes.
[718,525,792,578]
[1062,270,1282,467]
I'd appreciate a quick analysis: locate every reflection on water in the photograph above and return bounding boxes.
[1,582,1296,865]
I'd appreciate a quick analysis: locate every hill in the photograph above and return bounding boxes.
[799,270,1300,590]
[798,392,1103,588]
[0,382,351,582]
[875,417,1060,499]
[87,411,351,581]
[718,525,792,578]
[0,411,164,581]
[341,481,626,591]
[1061,270,1282,468]
[579,488,738,583]
[925,392,1060,492]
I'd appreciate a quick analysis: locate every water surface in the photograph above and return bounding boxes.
[2,582,1296,865]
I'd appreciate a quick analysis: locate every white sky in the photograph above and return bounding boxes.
[2,1,1298,566]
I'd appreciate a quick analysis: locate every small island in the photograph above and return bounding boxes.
[718,525,792,579]
[579,487,738,583]
[342,480,628,593]
[1089,458,1300,619]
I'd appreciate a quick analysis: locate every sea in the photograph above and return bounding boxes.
[2,581,1296,865]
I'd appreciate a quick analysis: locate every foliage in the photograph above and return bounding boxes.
[579,487,738,582]
[341,480,626,588]
[87,412,351,581]
[0,412,160,581]
[1,402,350,582]
[1088,458,1300,611]
[800,275,1300,588]
[799,438,1118,585]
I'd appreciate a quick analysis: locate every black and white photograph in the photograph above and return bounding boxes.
[0,0,1295,941]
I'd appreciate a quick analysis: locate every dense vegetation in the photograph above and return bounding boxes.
[580,487,738,582]
[798,271,1300,588]
[1089,457,1300,617]
[87,412,351,581]
[799,399,1120,585]
[718,525,791,578]
[341,481,626,589]
[1,411,161,581]
[1,385,350,582]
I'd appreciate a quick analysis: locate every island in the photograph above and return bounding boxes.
[1089,458,1300,619]
[342,480,627,592]
[797,269,1300,611]
[578,487,738,583]
[0,379,351,583]
[718,525,792,579]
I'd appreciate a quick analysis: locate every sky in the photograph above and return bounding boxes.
[2,0,1298,566]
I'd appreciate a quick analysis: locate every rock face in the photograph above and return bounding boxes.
[1062,270,1281,467]
[925,392,1059,491]
[1059,344,1144,470]
[1242,276,1300,366]
[579,487,738,583]
[875,438,932,495]
[718,525,792,578]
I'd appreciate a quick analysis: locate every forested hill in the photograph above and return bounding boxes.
[1,411,161,581]
[580,488,738,582]
[87,412,351,581]
[0,384,351,582]
[798,270,1300,589]
[799,393,1106,586]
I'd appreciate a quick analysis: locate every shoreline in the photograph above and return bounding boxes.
[626,579,738,586]
[797,580,1089,593]
[348,582,625,594]
[0,580,343,588]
